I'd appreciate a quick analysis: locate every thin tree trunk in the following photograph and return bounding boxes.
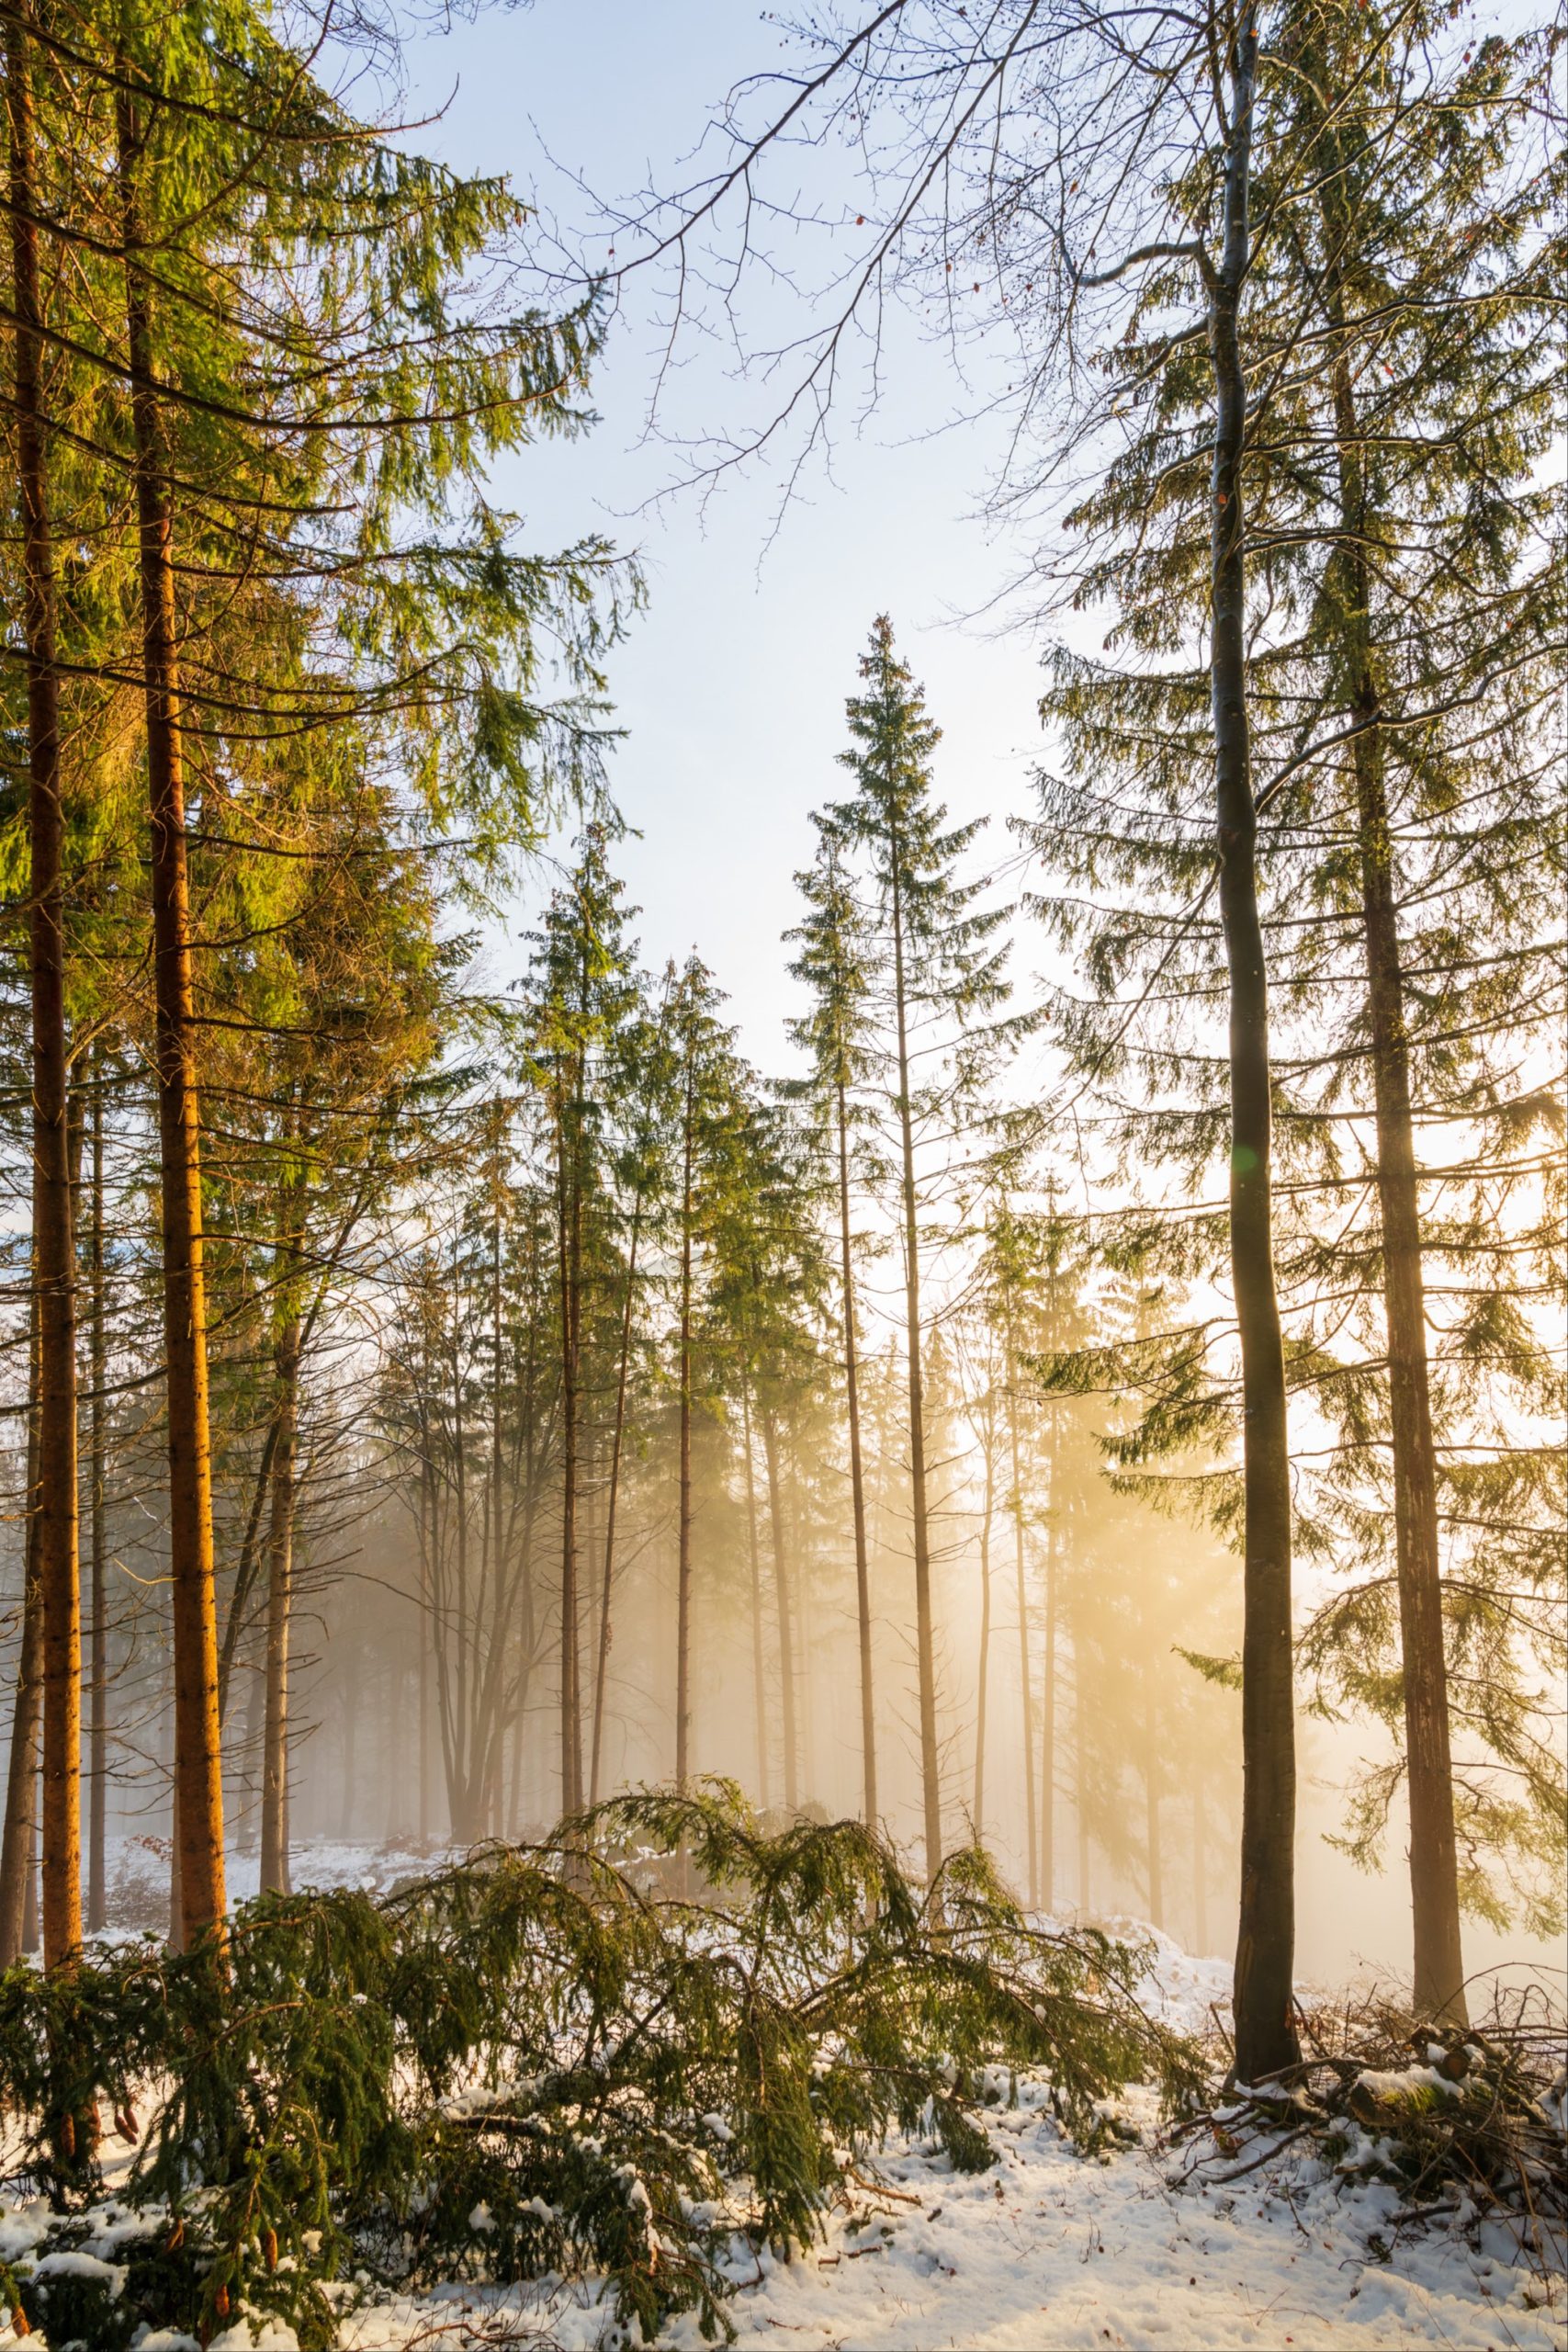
[674,1058,694,1802]
[973,1423,994,1834]
[557,1081,582,1818]
[888,831,942,1882]
[116,85,226,1946]
[836,1081,877,1825]
[1193,1761,1209,1956]
[1006,1382,1038,1908]
[1144,1674,1163,1931]
[761,1408,798,1815]
[740,1381,771,1812]
[1316,164,1465,2026]
[1075,1625,1090,1917]
[0,1298,44,1963]
[8,0,81,1968]
[1208,9,1297,2081]
[87,1052,107,1930]
[590,1196,641,1806]
[1041,1510,1056,1913]
[260,1260,299,1895]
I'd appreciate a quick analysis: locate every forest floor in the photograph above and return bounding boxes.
[83,1839,1566,2352]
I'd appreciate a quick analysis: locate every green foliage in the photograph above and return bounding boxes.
[0,1791,1195,2346]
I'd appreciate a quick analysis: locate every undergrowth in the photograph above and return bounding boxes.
[0,1784,1196,2347]
[1169,1983,1566,2278]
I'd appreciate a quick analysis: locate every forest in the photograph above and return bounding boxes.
[0,0,1561,2345]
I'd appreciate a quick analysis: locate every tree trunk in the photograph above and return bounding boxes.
[1007,1383,1038,1908]
[761,1408,798,1815]
[556,1085,582,1818]
[1075,1625,1090,1917]
[116,85,227,1946]
[8,0,81,1969]
[259,1293,299,1894]
[0,1299,44,1964]
[1144,1674,1163,1931]
[836,1081,877,1825]
[87,1052,108,1931]
[590,1196,641,1806]
[1315,165,1466,2027]
[973,1426,994,1834]
[1208,9,1297,2082]
[1193,1762,1209,1956]
[888,833,942,1882]
[741,1381,771,1812]
[674,1060,694,1802]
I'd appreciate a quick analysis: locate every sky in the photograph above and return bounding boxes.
[393,0,1053,1069]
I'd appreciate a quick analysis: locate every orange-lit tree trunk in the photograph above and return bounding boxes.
[116,87,226,1946]
[7,0,81,1969]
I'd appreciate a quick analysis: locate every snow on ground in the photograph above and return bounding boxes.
[62,1843,1564,2352]
[333,2071,1563,2352]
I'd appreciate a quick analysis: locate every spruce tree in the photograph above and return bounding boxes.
[829,616,1013,1882]
[786,816,881,1824]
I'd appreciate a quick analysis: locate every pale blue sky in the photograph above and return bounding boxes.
[398,0,1053,1068]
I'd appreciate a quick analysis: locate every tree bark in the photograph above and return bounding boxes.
[1208,6,1297,2081]
[888,826,943,1882]
[260,1242,299,1895]
[674,1055,694,1802]
[116,85,226,1946]
[1006,1362,1037,1907]
[8,0,81,1969]
[740,1380,771,1812]
[761,1408,798,1815]
[836,1081,878,1826]
[0,1298,44,1964]
[972,1422,994,1834]
[1144,1672,1163,1931]
[556,1078,582,1818]
[1315,164,1466,2027]
[590,1195,641,1806]
[87,1052,107,1932]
